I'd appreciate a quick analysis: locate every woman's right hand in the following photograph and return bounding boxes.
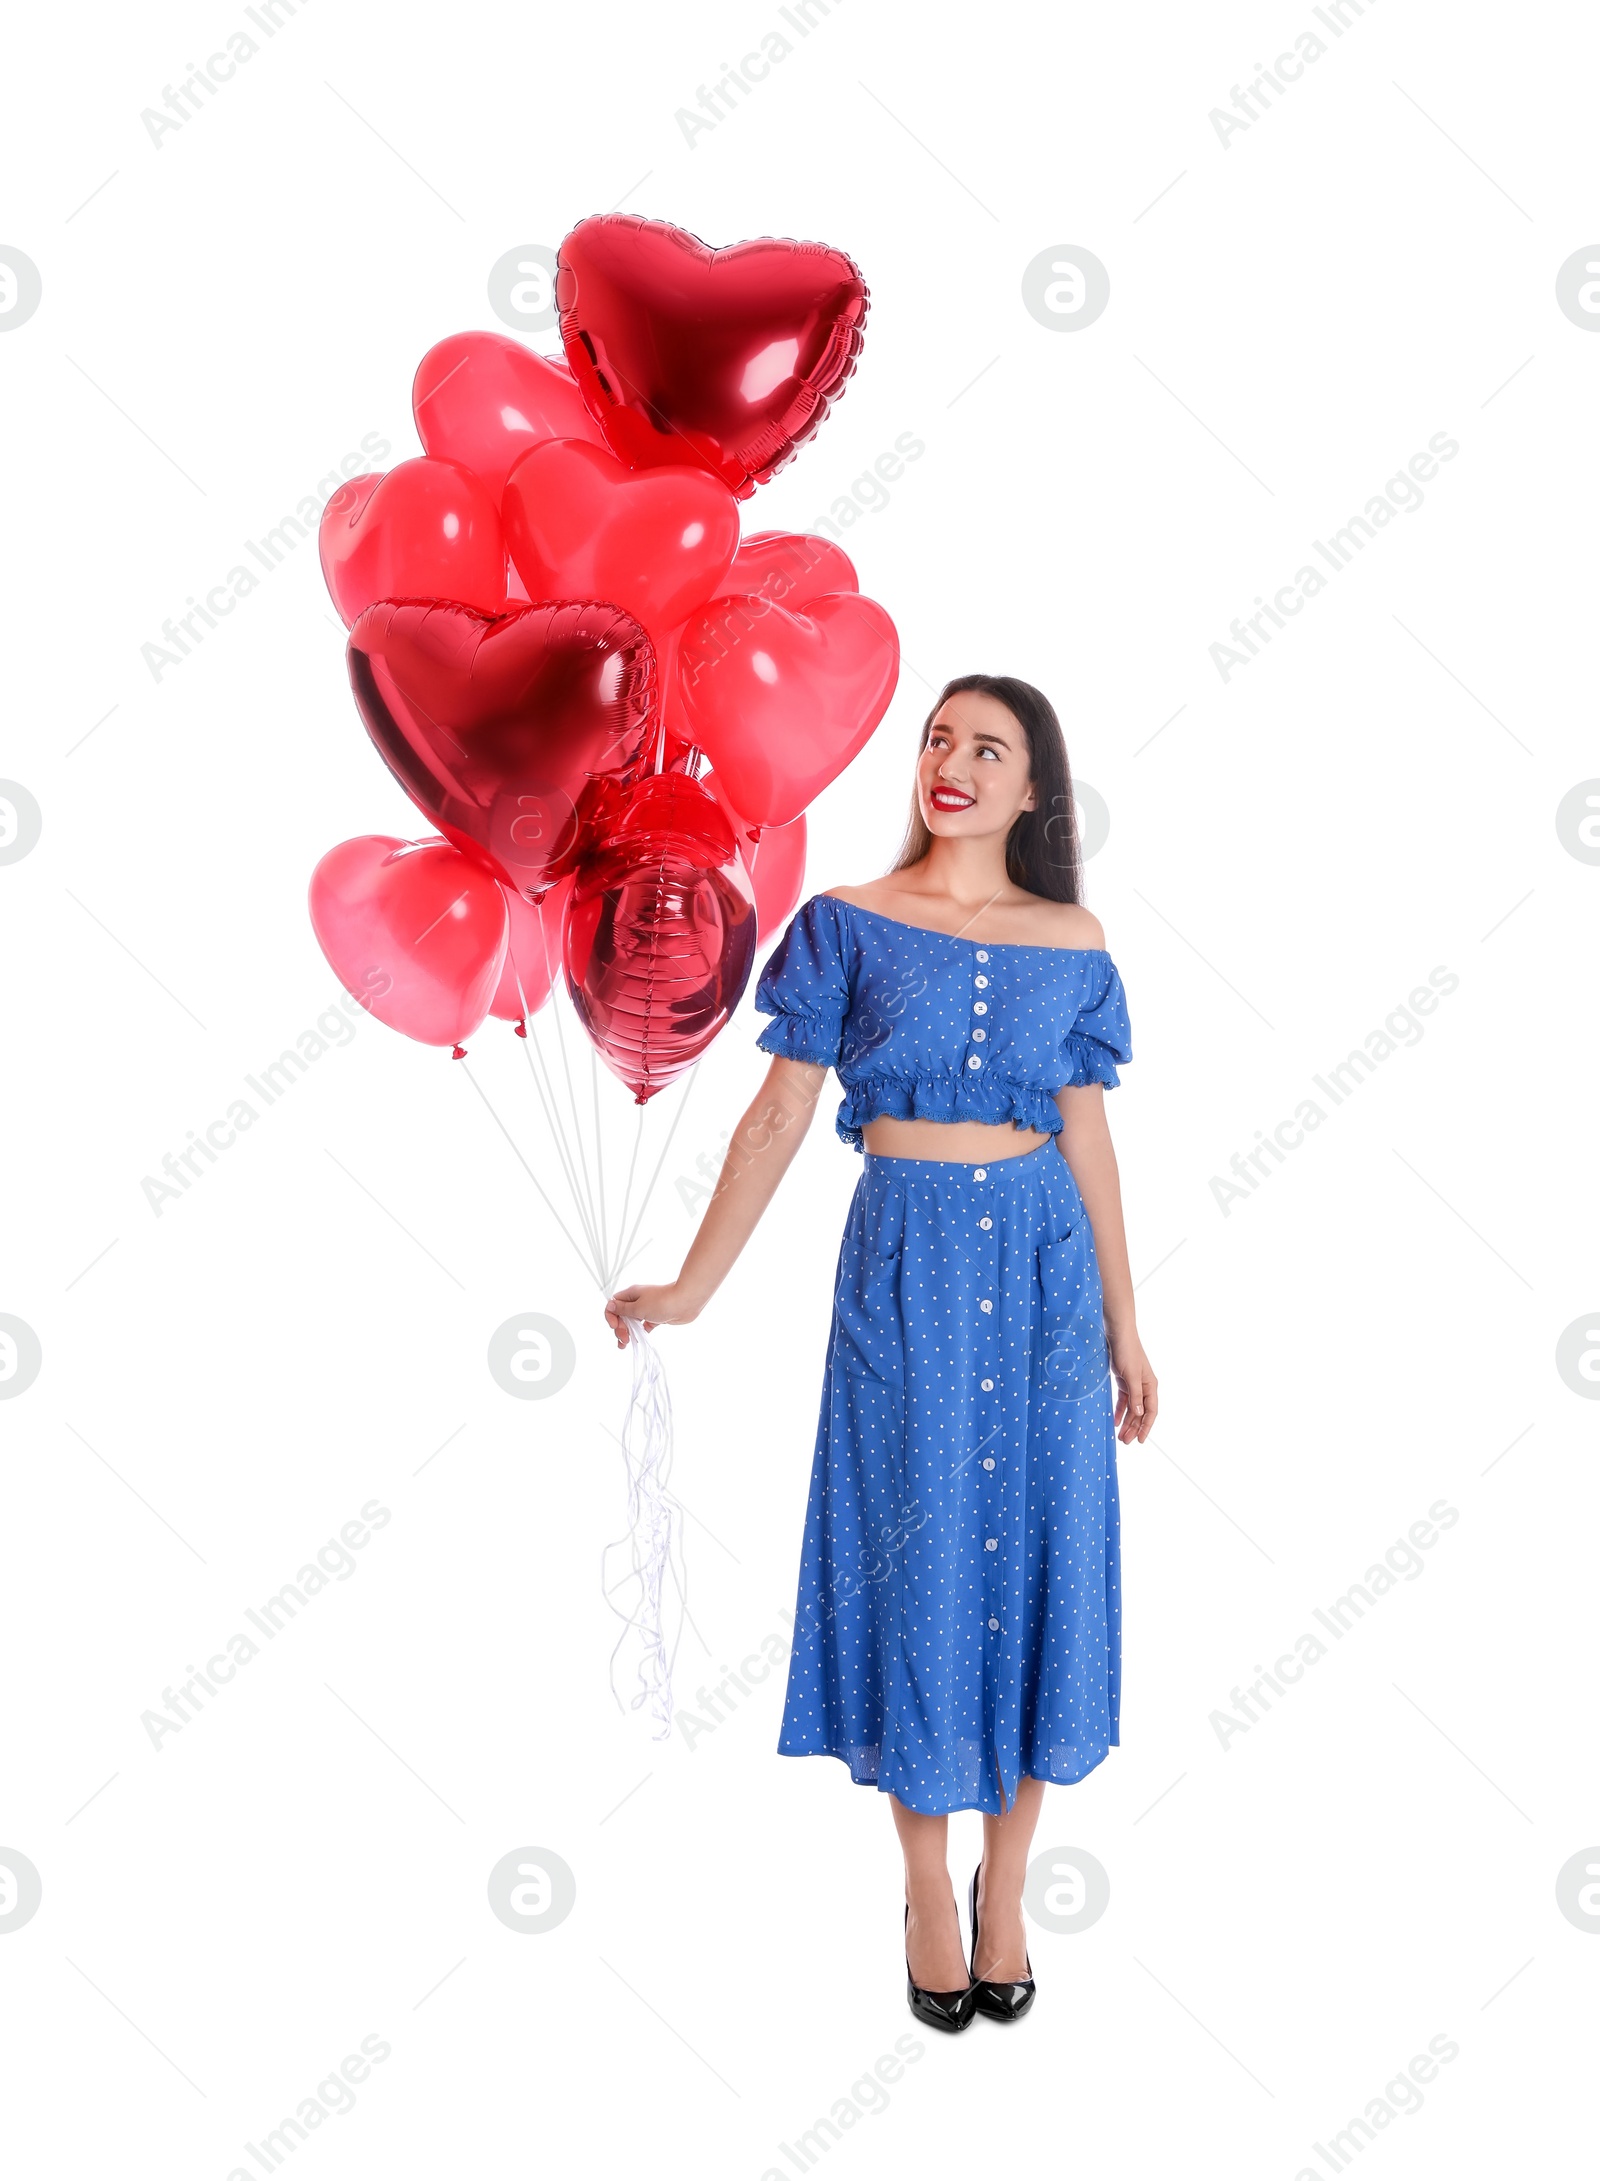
[604,1282,704,1349]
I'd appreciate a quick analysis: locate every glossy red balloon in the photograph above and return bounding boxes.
[488,874,572,1022]
[502,438,739,650]
[742,811,807,942]
[557,215,869,498]
[703,769,808,938]
[347,599,656,899]
[676,592,900,827]
[713,530,858,610]
[565,775,757,1103]
[653,623,693,757]
[326,470,383,535]
[319,457,508,628]
[411,331,606,504]
[308,835,508,1049]
[695,533,859,775]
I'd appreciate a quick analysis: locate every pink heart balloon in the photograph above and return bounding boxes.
[676,592,899,827]
[411,331,606,504]
[703,769,808,939]
[712,530,858,610]
[502,437,740,650]
[488,874,572,1023]
[319,457,508,629]
[743,812,807,942]
[308,835,508,1049]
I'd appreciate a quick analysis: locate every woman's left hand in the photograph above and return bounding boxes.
[1109,1328,1157,1443]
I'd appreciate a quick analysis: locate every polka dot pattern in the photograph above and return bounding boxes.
[753,894,1132,1149]
[754,899,1133,1817]
[777,1140,1121,1815]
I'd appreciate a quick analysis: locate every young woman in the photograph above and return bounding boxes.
[605,674,1158,2033]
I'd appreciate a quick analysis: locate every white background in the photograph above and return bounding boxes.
[2,1,1596,2174]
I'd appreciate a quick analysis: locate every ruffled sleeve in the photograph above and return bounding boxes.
[754,895,851,1067]
[1062,955,1132,1088]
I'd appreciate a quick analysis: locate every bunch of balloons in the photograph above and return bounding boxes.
[308,213,901,1101]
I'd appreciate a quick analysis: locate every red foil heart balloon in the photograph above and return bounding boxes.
[319,457,508,628]
[347,599,656,899]
[565,774,757,1103]
[411,331,606,504]
[501,437,740,649]
[556,215,869,498]
[676,592,900,827]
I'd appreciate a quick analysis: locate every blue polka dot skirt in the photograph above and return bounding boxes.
[778,1137,1121,1815]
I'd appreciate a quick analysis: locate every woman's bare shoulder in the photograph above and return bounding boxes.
[814,879,889,910]
[1025,897,1106,950]
[1058,902,1108,950]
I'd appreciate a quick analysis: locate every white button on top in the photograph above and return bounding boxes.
[987,1616,1000,1630]
[979,1216,992,1230]
[974,975,989,989]
[974,1001,988,1015]
[973,1168,987,1181]
[967,1055,982,1070]
[981,1378,994,1391]
[976,951,989,963]
[979,1299,993,1314]
[985,1538,998,1551]
[982,1456,995,1469]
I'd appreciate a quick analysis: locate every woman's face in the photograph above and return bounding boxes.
[916,692,1035,843]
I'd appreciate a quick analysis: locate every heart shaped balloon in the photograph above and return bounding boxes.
[325,470,382,535]
[489,873,572,1023]
[411,331,606,504]
[704,767,808,938]
[502,437,740,649]
[712,530,858,611]
[703,760,810,918]
[557,215,869,498]
[347,599,656,899]
[319,457,508,628]
[308,835,509,1049]
[741,812,807,943]
[676,592,899,827]
[565,774,757,1102]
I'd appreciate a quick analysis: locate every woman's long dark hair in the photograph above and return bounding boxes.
[890,674,1082,904]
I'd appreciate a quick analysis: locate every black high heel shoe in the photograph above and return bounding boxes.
[904,1902,977,2033]
[968,1862,1036,2021]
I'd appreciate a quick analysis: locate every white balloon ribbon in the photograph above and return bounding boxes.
[603,1319,686,1739]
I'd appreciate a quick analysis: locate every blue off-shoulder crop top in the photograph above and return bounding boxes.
[754,894,1133,1150]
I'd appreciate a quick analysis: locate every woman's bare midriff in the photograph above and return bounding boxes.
[860,1117,1055,1162]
